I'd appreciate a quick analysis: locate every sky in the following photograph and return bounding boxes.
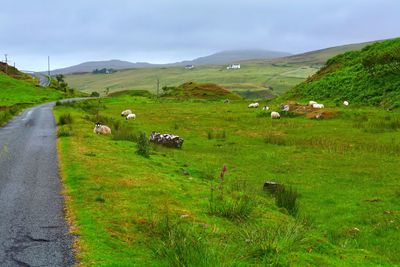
[1,0,399,71]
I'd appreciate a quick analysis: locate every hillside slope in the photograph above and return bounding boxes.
[162,82,242,100]
[286,38,400,108]
[49,60,157,75]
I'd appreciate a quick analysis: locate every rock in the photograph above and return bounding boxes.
[263,181,281,193]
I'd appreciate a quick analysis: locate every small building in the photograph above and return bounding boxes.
[185,65,194,69]
[227,64,241,70]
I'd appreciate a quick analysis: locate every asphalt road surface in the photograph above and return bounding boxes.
[0,100,85,266]
[31,73,50,87]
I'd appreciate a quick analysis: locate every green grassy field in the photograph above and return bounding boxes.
[54,94,400,266]
[65,63,319,97]
[0,73,65,125]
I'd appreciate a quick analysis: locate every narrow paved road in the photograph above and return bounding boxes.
[0,101,78,266]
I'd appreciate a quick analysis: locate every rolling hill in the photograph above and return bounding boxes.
[174,49,291,66]
[49,60,157,75]
[65,40,383,97]
[49,49,291,75]
[285,38,400,108]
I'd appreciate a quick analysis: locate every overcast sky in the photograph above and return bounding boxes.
[1,0,399,71]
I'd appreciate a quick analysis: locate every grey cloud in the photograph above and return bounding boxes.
[1,0,399,70]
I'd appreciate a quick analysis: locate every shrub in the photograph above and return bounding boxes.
[90,91,100,97]
[58,113,73,125]
[274,185,299,216]
[137,132,150,157]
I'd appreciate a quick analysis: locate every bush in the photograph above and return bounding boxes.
[137,132,150,157]
[274,185,299,216]
[90,91,100,97]
[58,113,73,125]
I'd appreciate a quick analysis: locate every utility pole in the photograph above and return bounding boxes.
[4,54,8,74]
[47,56,50,76]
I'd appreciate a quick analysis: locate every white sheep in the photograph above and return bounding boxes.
[309,101,318,106]
[312,103,324,109]
[93,122,111,135]
[343,101,349,106]
[271,111,281,119]
[121,109,132,117]
[126,113,136,120]
[262,106,270,111]
[248,103,259,108]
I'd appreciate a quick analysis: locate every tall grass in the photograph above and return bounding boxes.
[240,222,306,264]
[150,217,217,267]
[209,165,255,222]
[274,185,299,216]
[58,113,73,125]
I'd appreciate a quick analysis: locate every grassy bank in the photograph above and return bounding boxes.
[0,73,65,125]
[55,94,400,266]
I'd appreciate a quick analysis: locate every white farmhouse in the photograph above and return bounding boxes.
[227,64,241,70]
[185,65,194,69]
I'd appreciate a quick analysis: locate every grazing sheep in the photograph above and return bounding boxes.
[93,122,111,135]
[271,111,280,119]
[126,113,136,120]
[121,109,132,117]
[309,101,318,106]
[248,103,259,108]
[262,106,270,111]
[343,100,349,106]
[312,103,324,109]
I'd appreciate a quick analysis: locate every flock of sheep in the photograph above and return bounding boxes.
[247,100,349,119]
[93,100,350,139]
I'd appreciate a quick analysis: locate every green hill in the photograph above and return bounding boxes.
[286,38,400,108]
[161,82,241,100]
[0,67,65,125]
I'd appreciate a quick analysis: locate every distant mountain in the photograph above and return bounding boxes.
[48,50,291,75]
[174,49,291,66]
[48,60,159,75]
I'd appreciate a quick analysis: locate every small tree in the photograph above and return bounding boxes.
[137,132,150,157]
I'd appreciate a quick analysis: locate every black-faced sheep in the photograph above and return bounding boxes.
[93,122,111,135]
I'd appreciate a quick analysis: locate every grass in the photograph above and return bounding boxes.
[54,94,400,266]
